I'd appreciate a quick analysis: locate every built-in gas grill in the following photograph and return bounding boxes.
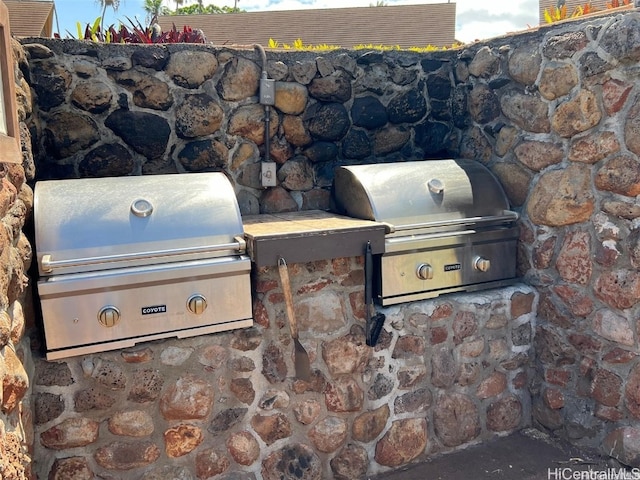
[34,173,253,360]
[333,159,519,305]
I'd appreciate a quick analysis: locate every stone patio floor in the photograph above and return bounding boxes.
[372,428,620,480]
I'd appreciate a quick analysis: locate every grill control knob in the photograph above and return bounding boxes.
[187,294,207,315]
[98,306,120,327]
[416,263,434,280]
[474,256,491,273]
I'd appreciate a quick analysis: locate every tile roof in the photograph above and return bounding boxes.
[158,3,457,49]
[4,0,54,37]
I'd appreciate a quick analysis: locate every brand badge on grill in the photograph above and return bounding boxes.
[141,305,167,315]
[444,263,462,272]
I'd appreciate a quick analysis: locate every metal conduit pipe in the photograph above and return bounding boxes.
[254,44,276,187]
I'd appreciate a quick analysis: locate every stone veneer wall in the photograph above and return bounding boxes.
[32,258,535,479]
[0,38,36,479]
[458,11,640,465]
[19,38,467,213]
[9,6,640,480]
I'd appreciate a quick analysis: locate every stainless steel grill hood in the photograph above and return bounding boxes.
[35,173,253,359]
[333,159,519,305]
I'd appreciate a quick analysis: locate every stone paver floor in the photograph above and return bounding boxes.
[372,428,620,480]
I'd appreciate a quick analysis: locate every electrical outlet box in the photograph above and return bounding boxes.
[261,162,277,188]
[260,78,276,106]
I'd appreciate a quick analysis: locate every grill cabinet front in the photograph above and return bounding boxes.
[333,159,519,305]
[35,173,252,359]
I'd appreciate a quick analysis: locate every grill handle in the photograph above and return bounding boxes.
[389,212,519,233]
[40,236,247,274]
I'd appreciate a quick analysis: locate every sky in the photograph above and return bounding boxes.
[51,0,541,44]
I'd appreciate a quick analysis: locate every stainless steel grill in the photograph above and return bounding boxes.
[333,159,519,305]
[35,173,253,360]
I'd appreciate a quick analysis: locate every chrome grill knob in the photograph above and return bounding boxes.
[416,263,434,280]
[474,256,491,272]
[187,294,207,315]
[98,306,120,327]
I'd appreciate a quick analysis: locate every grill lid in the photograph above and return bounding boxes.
[35,173,245,276]
[333,159,517,234]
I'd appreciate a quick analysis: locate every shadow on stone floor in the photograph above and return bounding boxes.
[371,428,619,480]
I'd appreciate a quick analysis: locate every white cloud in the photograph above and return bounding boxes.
[446,0,540,41]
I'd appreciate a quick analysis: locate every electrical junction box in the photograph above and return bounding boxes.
[260,78,275,105]
[261,162,277,187]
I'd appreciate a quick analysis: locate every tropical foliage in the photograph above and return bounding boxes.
[543,0,632,23]
[143,0,170,21]
[65,0,207,43]
[169,4,243,14]
[97,0,120,36]
[607,0,632,7]
[72,16,205,43]
[266,37,461,52]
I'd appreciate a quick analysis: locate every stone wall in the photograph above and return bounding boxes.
[32,256,535,479]
[21,39,463,215]
[0,39,36,479]
[458,11,640,465]
[13,6,640,479]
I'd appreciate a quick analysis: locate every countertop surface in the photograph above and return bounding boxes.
[243,210,384,238]
[242,210,386,267]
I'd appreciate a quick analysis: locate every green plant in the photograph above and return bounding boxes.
[158,23,206,43]
[543,4,578,23]
[264,37,460,52]
[76,17,102,41]
[353,43,457,52]
[170,4,243,14]
[266,37,340,51]
[607,0,631,7]
[143,0,170,23]
[544,0,632,24]
[576,3,597,15]
[97,0,120,35]
[66,15,206,43]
